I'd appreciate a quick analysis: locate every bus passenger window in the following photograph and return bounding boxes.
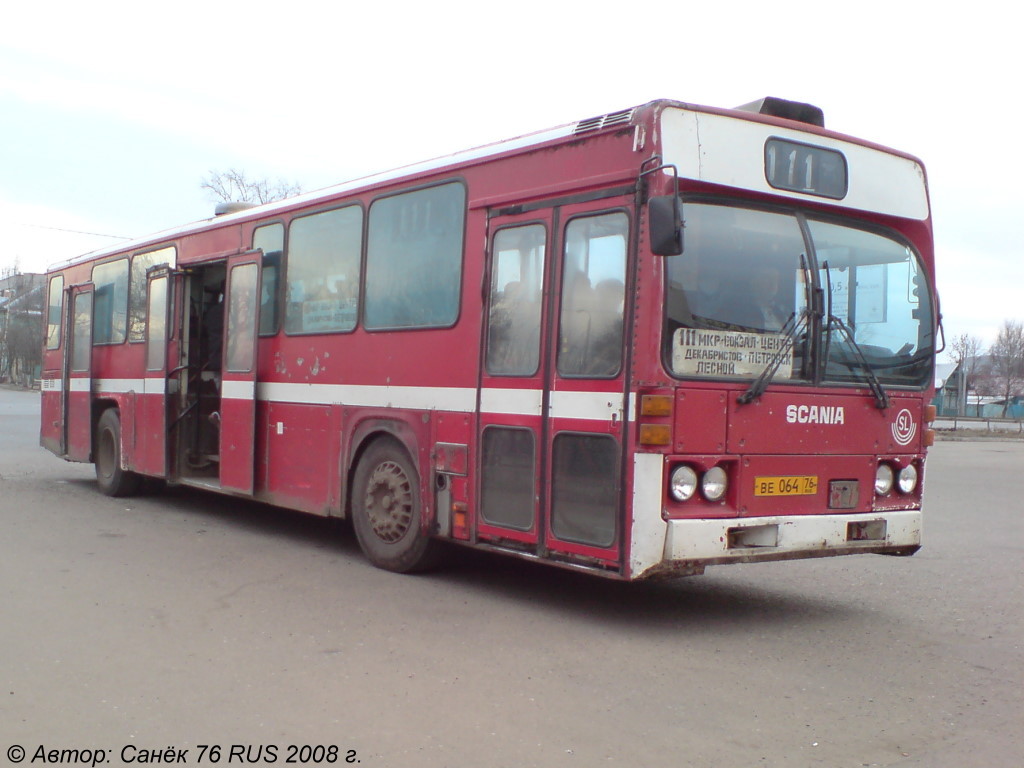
[285,207,362,334]
[486,224,545,376]
[128,246,176,342]
[71,292,93,372]
[259,255,280,336]
[46,275,64,350]
[364,182,466,330]
[145,276,168,371]
[91,258,129,344]
[226,263,258,373]
[253,223,284,336]
[557,212,628,378]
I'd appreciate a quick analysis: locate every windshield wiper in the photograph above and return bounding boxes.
[823,314,890,409]
[738,253,815,406]
[819,259,889,410]
[737,309,808,405]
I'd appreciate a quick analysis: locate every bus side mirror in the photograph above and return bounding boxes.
[649,196,683,256]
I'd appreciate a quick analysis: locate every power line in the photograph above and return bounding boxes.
[15,222,131,240]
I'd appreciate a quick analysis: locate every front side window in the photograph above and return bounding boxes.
[664,202,934,388]
[92,259,129,344]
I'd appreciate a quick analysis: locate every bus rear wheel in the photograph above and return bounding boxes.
[351,438,439,573]
[95,408,142,497]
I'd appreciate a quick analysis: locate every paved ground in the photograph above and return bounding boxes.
[1,386,1021,767]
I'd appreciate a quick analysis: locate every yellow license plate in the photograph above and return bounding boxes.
[753,475,819,496]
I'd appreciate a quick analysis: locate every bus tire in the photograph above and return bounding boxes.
[351,437,439,573]
[95,408,142,497]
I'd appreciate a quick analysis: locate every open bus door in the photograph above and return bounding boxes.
[63,284,94,463]
[478,199,630,572]
[218,252,261,494]
[136,266,172,477]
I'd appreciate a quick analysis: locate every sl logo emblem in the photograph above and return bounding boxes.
[892,408,917,446]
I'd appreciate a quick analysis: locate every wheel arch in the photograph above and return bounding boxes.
[91,398,120,464]
[343,413,432,529]
[94,404,143,497]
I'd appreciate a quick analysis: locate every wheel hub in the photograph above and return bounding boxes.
[364,461,413,543]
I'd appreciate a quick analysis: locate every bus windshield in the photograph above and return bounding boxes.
[812,219,934,387]
[664,202,934,388]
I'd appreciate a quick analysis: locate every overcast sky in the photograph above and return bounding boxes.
[2,1,1018,359]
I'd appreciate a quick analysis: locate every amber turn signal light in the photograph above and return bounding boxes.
[640,394,673,417]
[639,424,671,446]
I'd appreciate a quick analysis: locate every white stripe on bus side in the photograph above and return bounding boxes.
[83,379,631,422]
[143,377,166,395]
[221,379,256,400]
[480,388,543,417]
[548,390,624,422]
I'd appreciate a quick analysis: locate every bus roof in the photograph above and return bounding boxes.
[50,97,924,271]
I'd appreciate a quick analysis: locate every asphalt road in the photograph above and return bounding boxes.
[1,386,1021,768]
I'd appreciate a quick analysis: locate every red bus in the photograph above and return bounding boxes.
[40,97,937,579]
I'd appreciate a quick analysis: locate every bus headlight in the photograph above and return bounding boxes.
[701,466,728,501]
[897,464,918,494]
[669,465,698,502]
[874,464,894,496]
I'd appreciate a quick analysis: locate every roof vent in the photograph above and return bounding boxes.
[735,97,825,127]
[214,201,257,216]
[574,108,635,135]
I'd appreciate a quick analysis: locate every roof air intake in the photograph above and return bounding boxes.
[215,201,257,216]
[735,97,825,127]
[573,108,635,135]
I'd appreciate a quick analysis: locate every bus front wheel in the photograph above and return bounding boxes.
[351,438,439,573]
[95,408,142,497]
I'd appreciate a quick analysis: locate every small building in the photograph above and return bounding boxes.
[981,396,1024,420]
[933,361,960,416]
[0,272,46,386]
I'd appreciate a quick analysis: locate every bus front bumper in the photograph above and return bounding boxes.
[631,510,922,580]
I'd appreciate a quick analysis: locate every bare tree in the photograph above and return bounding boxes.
[200,169,303,205]
[950,333,982,414]
[987,320,1024,417]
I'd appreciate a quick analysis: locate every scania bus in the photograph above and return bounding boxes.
[40,96,937,579]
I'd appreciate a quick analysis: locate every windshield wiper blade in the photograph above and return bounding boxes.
[737,309,808,405]
[824,314,890,410]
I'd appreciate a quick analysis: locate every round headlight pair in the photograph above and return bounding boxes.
[875,462,918,496]
[670,465,728,502]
